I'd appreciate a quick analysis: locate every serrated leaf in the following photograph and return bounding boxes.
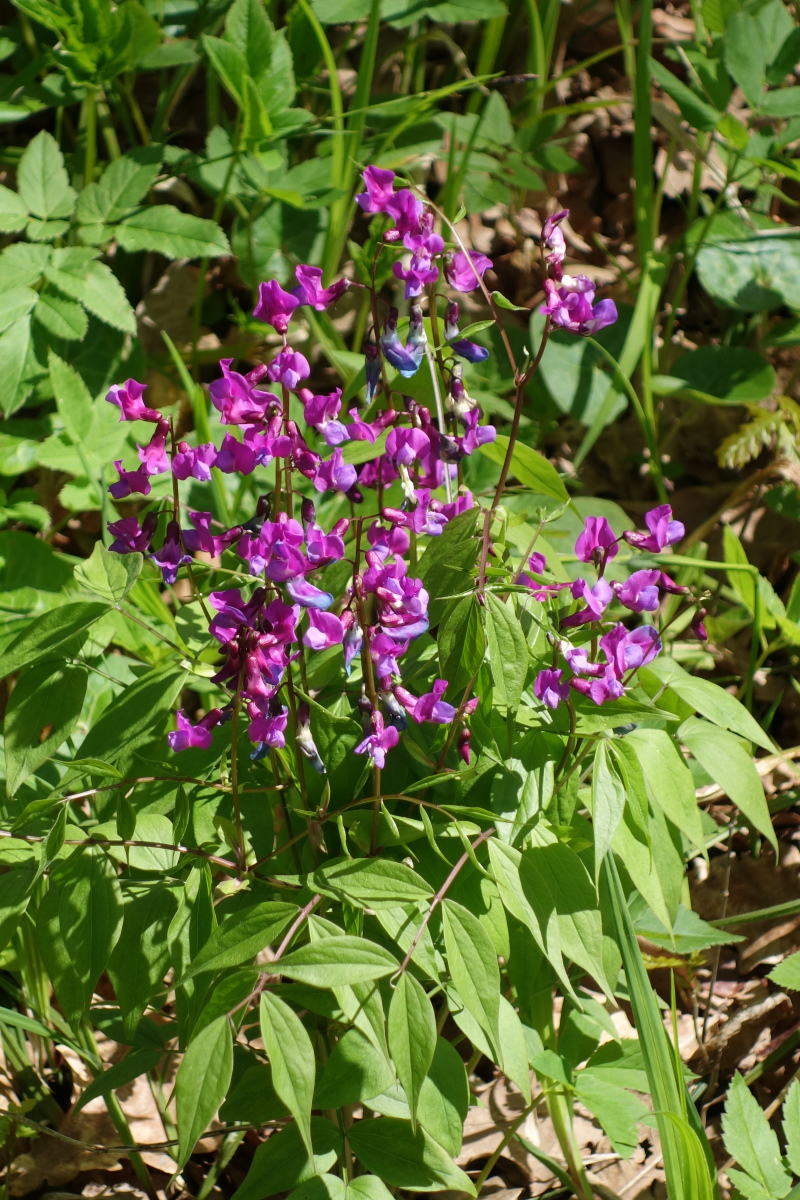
[260,992,316,1155]
[48,349,94,444]
[0,183,27,232]
[769,951,800,991]
[782,1079,800,1176]
[388,972,436,1127]
[721,1074,791,1200]
[45,250,136,334]
[0,286,37,334]
[17,130,76,220]
[176,1016,233,1168]
[76,153,161,225]
[115,205,231,260]
[34,290,88,341]
[0,316,33,417]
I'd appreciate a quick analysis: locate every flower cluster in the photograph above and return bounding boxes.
[529,505,697,710]
[538,211,618,336]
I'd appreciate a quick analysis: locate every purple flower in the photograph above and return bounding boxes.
[529,552,547,574]
[247,701,288,749]
[370,631,407,678]
[136,418,170,475]
[575,516,618,565]
[253,280,301,334]
[267,348,310,391]
[215,432,256,475]
[313,448,357,494]
[403,209,443,255]
[600,623,662,677]
[356,165,396,213]
[443,250,492,292]
[414,679,456,724]
[385,189,423,238]
[106,379,160,423]
[341,611,363,675]
[542,210,568,280]
[615,569,661,613]
[300,387,346,444]
[385,426,430,468]
[540,276,617,336]
[294,264,349,310]
[303,609,344,650]
[355,710,399,769]
[562,642,604,677]
[109,460,152,499]
[367,521,410,560]
[364,341,381,405]
[168,708,223,752]
[560,577,614,628]
[459,409,496,456]
[209,360,280,425]
[380,306,426,378]
[535,668,570,710]
[173,441,217,481]
[691,607,708,642]
[208,587,266,644]
[183,511,242,558]
[296,702,326,774]
[392,252,439,299]
[286,577,334,610]
[108,512,158,554]
[570,669,625,706]
[151,520,192,585]
[623,504,685,553]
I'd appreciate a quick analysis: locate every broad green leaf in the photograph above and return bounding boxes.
[314,1028,394,1108]
[485,592,527,709]
[232,1119,340,1200]
[417,507,479,624]
[478,434,568,502]
[721,1074,792,1200]
[769,952,800,991]
[0,184,27,233]
[76,153,161,225]
[0,863,38,953]
[417,1037,469,1156]
[645,656,774,751]
[75,541,142,604]
[345,1179,394,1200]
[260,992,316,1155]
[591,741,626,872]
[288,1178,345,1200]
[438,595,485,693]
[220,1063,287,1126]
[783,1079,800,1176]
[679,717,776,852]
[442,900,500,1058]
[279,937,398,987]
[34,290,88,341]
[75,1048,163,1113]
[176,1016,233,1168]
[625,728,704,853]
[17,130,76,220]
[575,1072,649,1159]
[313,858,433,909]
[388,972,436,1127]
[201,34,248,105]
[0,316,33,416]
[179,901,297,981]
[4,661,87,794]
[0,286,37,333]
[115,205,231,260]
[45,249,136,334]
[348,1116,475,1194]
[0,602,109,678]
[0,242,51,289]
[696,233,800,313]
[48,349,94,444]
[77,664,187,775]
[224,0,274,77]
[498,994,532,1102]
[652,346,775,405]
[613,801,682,932]
[108,884,179,1040]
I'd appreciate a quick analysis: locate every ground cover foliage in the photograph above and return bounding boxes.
[0,0,800,1197]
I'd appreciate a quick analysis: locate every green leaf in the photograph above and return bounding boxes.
[202,34,248,105]
[75,1048,163,1113]
[348,1116,476,1194]
[485,592,527,709]
[783,1079,800,1176]
[314,1028,394,1108]
[625,728,705,853]
[107,884,179,1040]
[0,316,34,417]
[417,1037,469,1156]
[0,184,28,233]
[0,286,37,333]
[591,741,626,872]
[649,58,720,131]
[575,1071,649,1159]
[0,863,38,954]
[225,0,275,78]
[45,249,136,334]
[77,663,187,775]
[179,901,297,982]
[679,717,776,852]
[345,1179,395,1200]
[769,951,800,991]
[260,992,316,1156]
[232,1117,341,1200]
[17,130,76,220]
[442,900,500,1058]
[48,348,95,444]
[651,346,775,405]
[34,290,88,341]
[289,1177,345,1200]
[0,242,51,289]
[76,153,161,225]
[645,656,774,752]
[417,507,479,624]
[696,233,800,313]
[4,661,87,795]
[313,858,433,909]
[388,972,436,1128]
[75,541,142,604]
[176,1015,234,1169]
[438,595,486,693]
[115,205,231,260]
[279,937,399,987]
[478,434,568,502]
[0,601,110,679]
[722,1074,792,1200]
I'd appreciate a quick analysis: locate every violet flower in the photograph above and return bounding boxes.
[341,611,363,676]
[356,165,395,213]
[443,250,492,292]
[183,511,242,558]
[560,578,614,628]
[172,441,217,482]
[313,448,357,494]
[286,577,334,610]
[355,710,399,769]
[168,708,223,752]
[303,609,345,650]
[106,379,160,423]
[623,504,685,552]
[208,587,266,644]
[575,516,618,566]
[109,460,152,499]
[151,520,192,585]
[215,432,256,475]
[392,252,439,299]
[380,306,426,378]
[267,348,310,390]
[540,276,617,336]
[414,680,456,724]
[364,341,381,405]
[541,210,568,280]
[253,280,300,334]
[137,418,170,475]
[108,512,158,554]
[209,360,280,425]
[294,265,349,310]
[385,189,423,238]
[615,569,661,613]
[535,668,570,710]
[247,701,288,750]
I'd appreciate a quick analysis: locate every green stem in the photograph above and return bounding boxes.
[82,90,97,186]
[196,1130,245,1200]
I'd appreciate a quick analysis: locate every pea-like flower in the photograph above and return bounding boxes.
[623,504,685,552]
[106,379,160,423]
[294,264,349,310]
[168,708,223,752]
[253,279,301,334]
[535,668,570,710]
[444,250,492,292]
[575,516,618,566]
[355,710,399,769]
[540,275,617,336]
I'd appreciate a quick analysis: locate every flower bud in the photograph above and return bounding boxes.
[458,726,471,766]
[296,702,326,774]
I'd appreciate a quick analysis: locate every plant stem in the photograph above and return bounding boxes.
[82,89,97,187]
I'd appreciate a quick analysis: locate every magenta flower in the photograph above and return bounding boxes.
[600,623,662,677]
[215,433,256,475]
[444,301,490,363]
[183,511,242,558]
[313,448,357,494]
[385,426,430,468]
[209,360,280,425]
[173,441,217,481]
[615,569,661,613]
[108,512,158,554]
[355,710,399,769]
[560,578,614,628]
[459,409,496,456]
[106,379,160,423]
[414,680,456,724]
[385,189,423,237]
[168,708,223,752]
[267,348,310,390]
[109,460,152,499]
[542,210,568,279]
[367,521,410,561]
[575,516,618,565]
[370,631,407,678]
[443,250,492,292]
[294,264,349,310]
[623,504,685,552]
[253,279,300,334]
[208,587,266,644]
[356,165,395,213]
[392,252,439,299]
[136,418,170,475]
[286,578,334,610]
[247,701,288,749]
[570,669,625,706]
[540,276,617,336]
[535,668,570,710]
[151,521,192,585]
[303,609,344,650]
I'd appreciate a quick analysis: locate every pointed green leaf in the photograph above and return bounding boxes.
[176,1016,233,1168]
[17,131,76,220]
[4,661,87,794]
[442,900,500,1058]
[388,972,436,1127]
[348,1116,476,1194]
[260,992,316,1156]
[679,717,776,852]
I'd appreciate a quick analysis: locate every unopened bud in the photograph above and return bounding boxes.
[458,726,471,766]
[691,607,708,642]
[296,701,326,774]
